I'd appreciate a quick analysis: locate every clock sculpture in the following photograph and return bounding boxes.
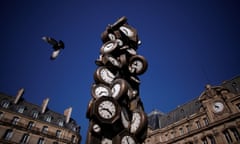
[86,16,148,144]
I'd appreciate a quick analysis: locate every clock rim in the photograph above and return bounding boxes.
[93,96,121,124]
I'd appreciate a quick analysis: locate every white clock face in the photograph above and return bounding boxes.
[107,56,121,67]
[121,135,136,144]
[98,100,116,119]
[213,102,224,113]
[108,33,116,40]
[101,138,112,144]
[101,41,117,54]
[93,85,111,98]
[111,83,121,98]
[93,124,101,133]
[130,112,141,133]
[100,68,115,84]
[129,60,143,74]
[120,26,134,37]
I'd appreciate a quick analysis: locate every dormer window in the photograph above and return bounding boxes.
[1,100,10,108]
[32,110,39,118]
[17,106,25,113]
[57,119,64,127]
[45,115,52,122]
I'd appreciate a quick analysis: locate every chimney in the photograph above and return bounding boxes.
[41,98,49,113]
[14,88,24,104]
[64,107,72,123]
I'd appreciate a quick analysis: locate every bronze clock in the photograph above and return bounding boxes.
[93,96,121,124]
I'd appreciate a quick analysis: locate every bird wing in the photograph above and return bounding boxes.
[50,50,60,60]
[42,36,58,46]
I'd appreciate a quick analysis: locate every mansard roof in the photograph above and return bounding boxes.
[0,92,80,133]
[148,98,201,130]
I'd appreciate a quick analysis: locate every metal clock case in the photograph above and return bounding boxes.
[91,83,111,99]
[113,129,138,144]
[93,96,121,124]
[100,40,119,54]
[88,120,102,136]
[94,66,116,85]
[128,55,148,75]
[86,98,94,119]
[130,110,148,135]
[111,78,130,100]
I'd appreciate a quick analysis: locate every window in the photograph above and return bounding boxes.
[57,119,64,127]
[179,128,184,135]
[12,116,20,125]
[237,103,240,110]
[3,129,13,140]
[230,127,240,141]
[45,115,52,122]
[186,125,190,133]
[71,135,76,143]
[208,135,216,144]
[42,126,48,134]
[32,110,39,118]
[20,133,29,144]
[203,117,209,126]
[38,138,45,144]
[1,100,10,108]
[170,131,174,139]
[201,137,208,144]
[17,106,25,113]
[223,129,233,143]
[0,111,3,119]
[196,121,201,128]
[56,130,61,138]
[27,121,34,129]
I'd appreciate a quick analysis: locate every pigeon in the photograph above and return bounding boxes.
[42,36,64,60]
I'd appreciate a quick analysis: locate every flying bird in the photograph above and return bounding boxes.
[42,36,65,60]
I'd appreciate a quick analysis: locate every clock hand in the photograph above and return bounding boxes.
[126,136,130,144]
[99,91,108,96]
[102,108,112,115]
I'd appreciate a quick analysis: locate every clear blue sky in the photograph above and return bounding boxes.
[0,0,239,143]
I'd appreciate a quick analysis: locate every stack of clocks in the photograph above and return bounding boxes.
[86,16,148,144]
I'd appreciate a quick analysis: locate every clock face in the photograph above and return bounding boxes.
[121,135,136,144]
[92,84,111,99]
[101,138,112,144]
[213,102,224,113]
[107,56,121,67]
[128,55,148,75]
[100,40,118,54]
[92,123,101,133]
[120,26,134,38]
[98,100,117,119]
[130,112,141,134]
[94,66,116,85]
[111,79,129,100]
[130,110,147,134]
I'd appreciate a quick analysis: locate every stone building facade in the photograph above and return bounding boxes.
[0,88,81,144]
[146,75,240,144]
